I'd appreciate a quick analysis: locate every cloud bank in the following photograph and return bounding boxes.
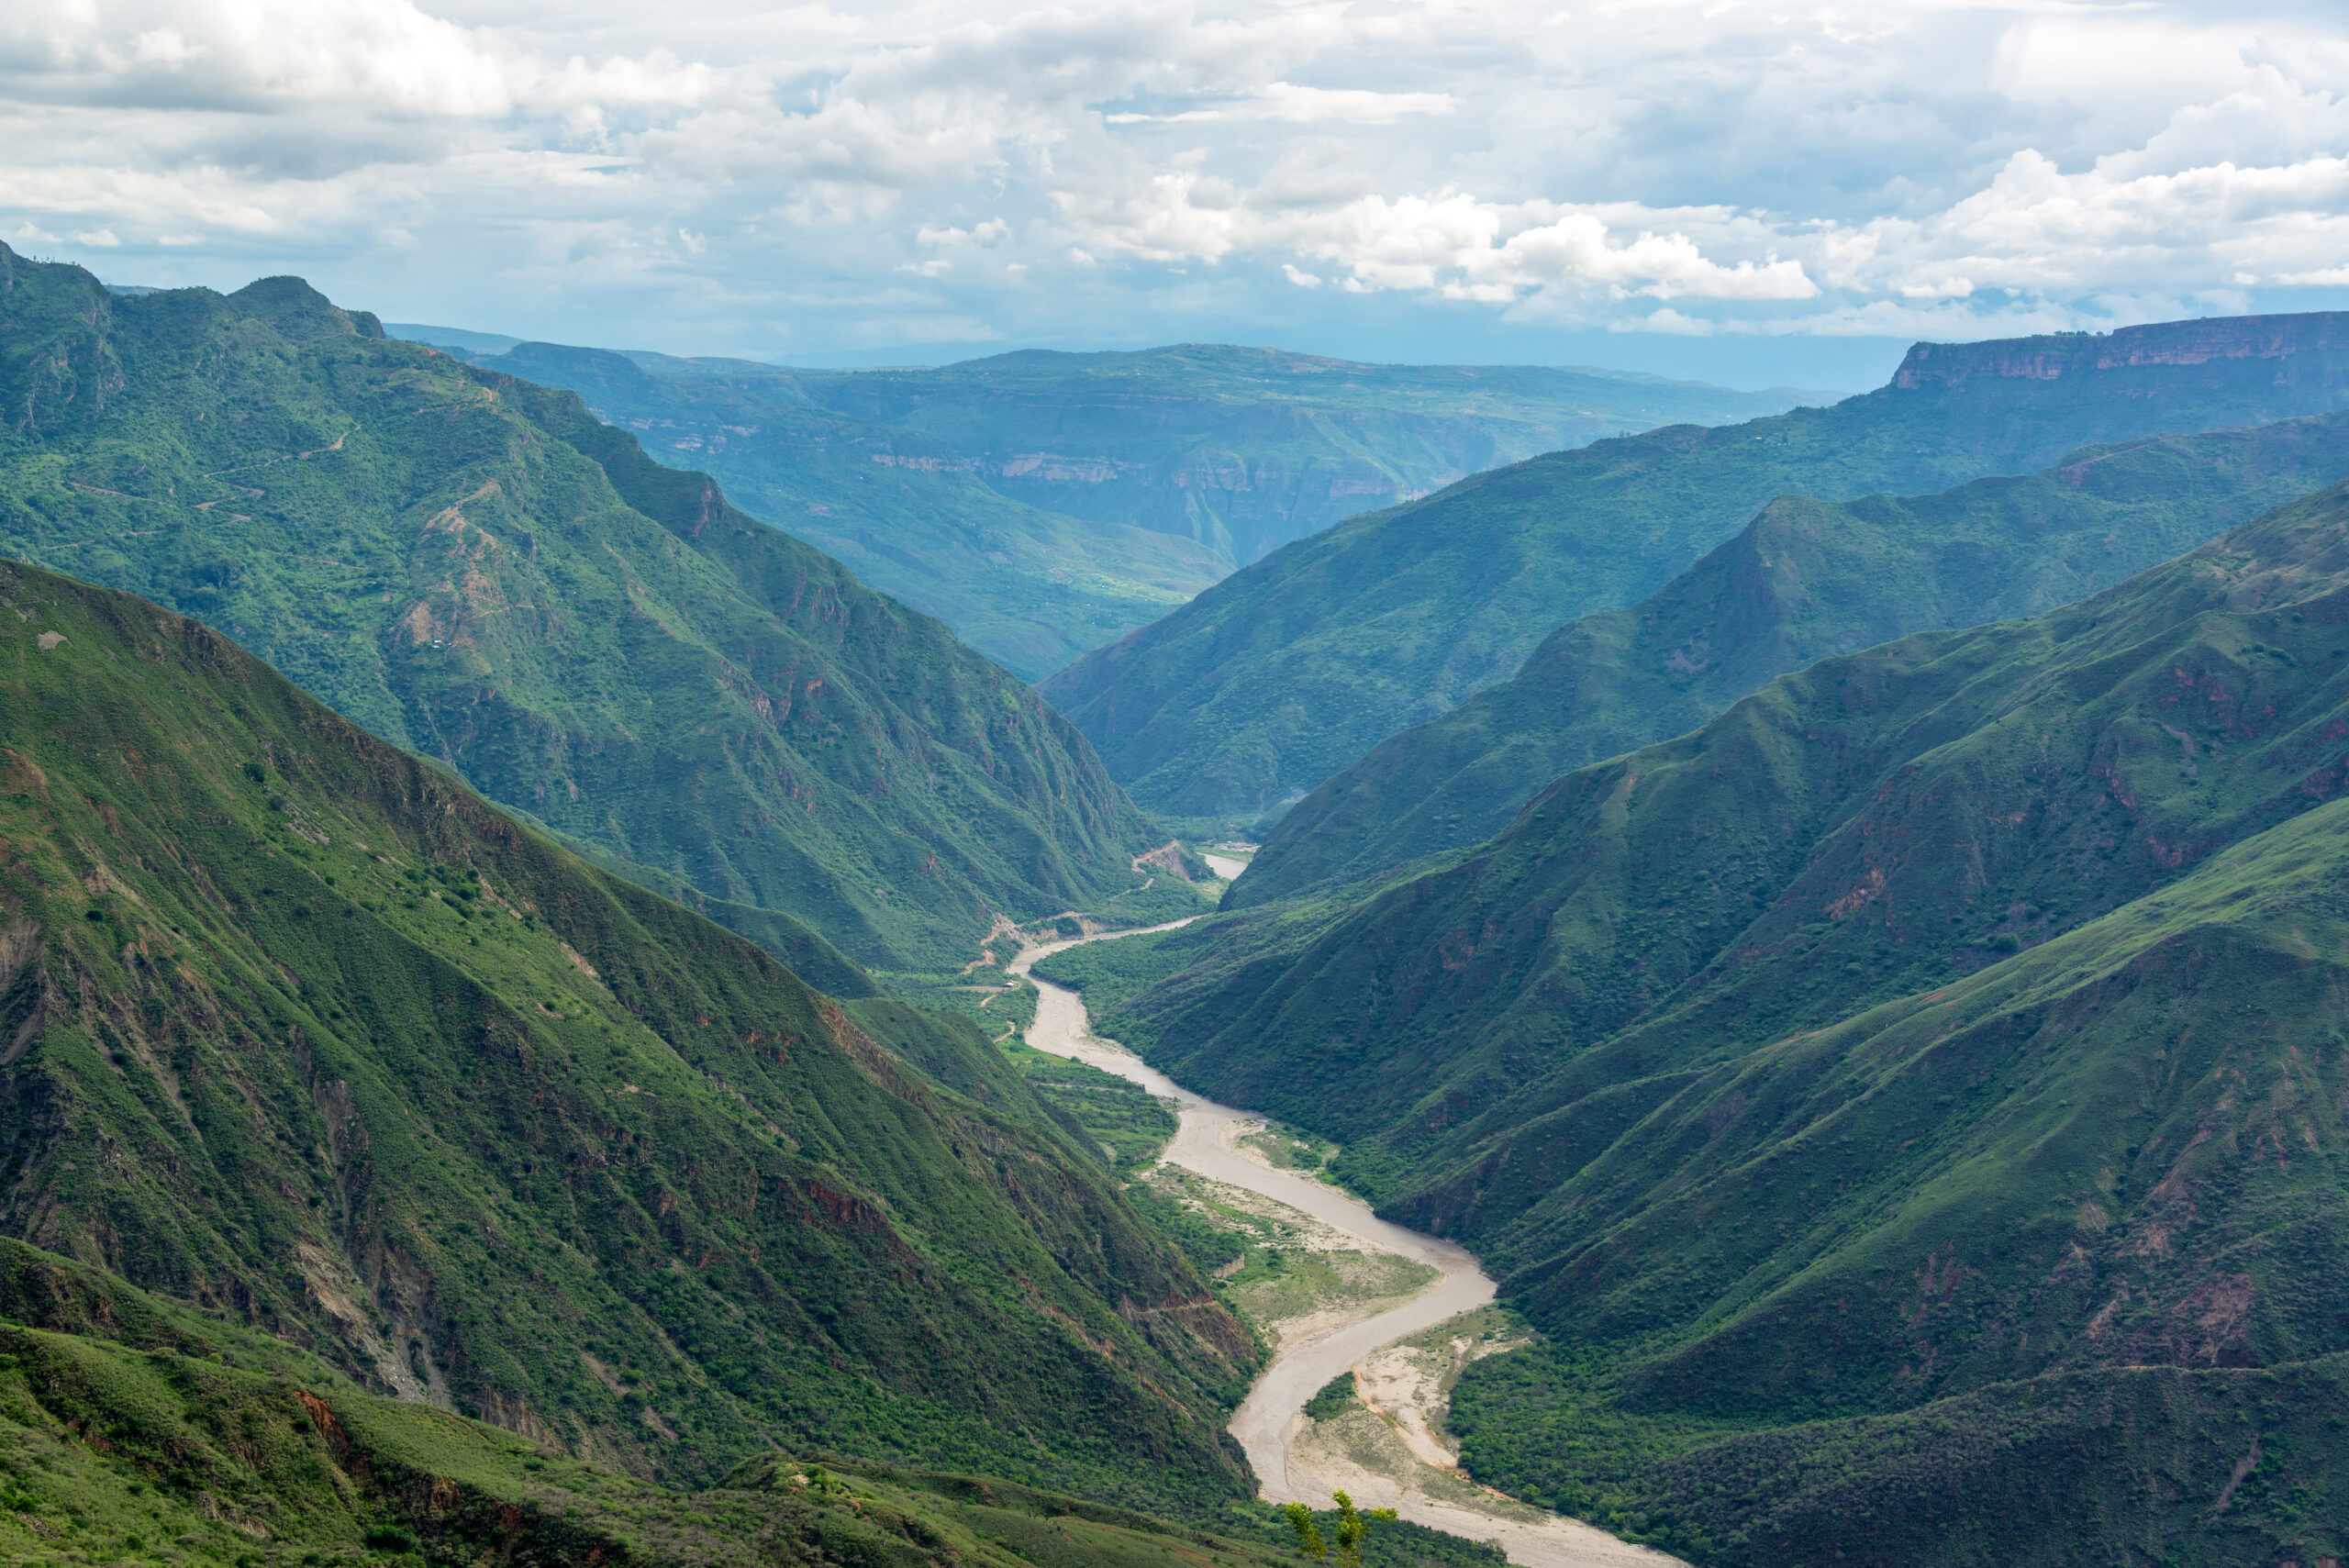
[2,0,2344,372]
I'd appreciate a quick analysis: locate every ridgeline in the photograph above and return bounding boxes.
[1043,313,2349,826]
[0,244,1153,972]
[1241,406,2349,904]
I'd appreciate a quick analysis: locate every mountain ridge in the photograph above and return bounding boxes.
[1042,309,2349,825]
[1237,406,2349,905]
[0,243,1152,971]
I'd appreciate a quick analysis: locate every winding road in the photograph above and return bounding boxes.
[1010,923,1676,1568]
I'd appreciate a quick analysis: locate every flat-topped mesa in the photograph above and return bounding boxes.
[1893,310,2349,388]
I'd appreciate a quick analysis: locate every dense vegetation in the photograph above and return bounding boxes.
[1043,313,2349,825]
[1057,480,2349,1558]
[0,560,1259,1513]
[0,243,1155,972]
[1242,407,2349,903]
[0,1231,1504,1568]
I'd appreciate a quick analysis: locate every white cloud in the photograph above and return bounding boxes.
[1106,83,1456,125]
[0,0,2343,363]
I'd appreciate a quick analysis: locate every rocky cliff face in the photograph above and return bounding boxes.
[1893,311,2349,388]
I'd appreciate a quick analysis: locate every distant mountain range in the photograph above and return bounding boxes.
[391,326,1816,679]
[1042,313,2349,827]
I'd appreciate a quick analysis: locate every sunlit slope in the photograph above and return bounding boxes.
[1241,408,2349,904]
[1043,313,2349,821]
[0,243,1154,971]
[467,342,1229,683]
[0,560,1254,1509]
[0,1234,1304,1567]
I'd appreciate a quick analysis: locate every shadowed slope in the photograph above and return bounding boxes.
[1241,408,2349,904]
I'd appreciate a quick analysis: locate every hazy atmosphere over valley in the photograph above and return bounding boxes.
[5,4,2349,1567]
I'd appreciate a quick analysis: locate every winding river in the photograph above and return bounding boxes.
[1009,919,1676,1568]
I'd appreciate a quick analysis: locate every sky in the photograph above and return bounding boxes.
[5,1,2348,391]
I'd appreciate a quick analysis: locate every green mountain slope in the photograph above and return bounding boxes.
[1140,478,2349,1195]
[461,342,1228,683]
[0,1237,1497,1568]
[1042,313,2349,823]
[1241,409,2349,904]
[1068,480,2349,1562]
[0,558,1256,1510]
[1441,793,2349,1565]
[0,244,1156,971]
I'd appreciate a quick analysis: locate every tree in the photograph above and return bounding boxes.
[1286,1502,1329,1562]
[1330,1490,1397,1568]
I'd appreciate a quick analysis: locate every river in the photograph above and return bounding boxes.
[1009,923,1678,1568]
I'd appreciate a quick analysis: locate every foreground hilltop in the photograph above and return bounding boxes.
[1044,310,2349,824]
[0,559,1254,1510]
[0,243,1153,971]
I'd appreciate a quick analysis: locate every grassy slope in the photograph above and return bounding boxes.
[1087,482,2349,1563]
[1041,314,2349,822]
[0,560,1259,1512]
[1141,480,2349,1198]
[467,342,1229,683]
[774,345,1816,566]
[1241,410,2349,905]
[1445,794,2349,1565]
[0,243,1154,972]
[0,1236,1501,1568]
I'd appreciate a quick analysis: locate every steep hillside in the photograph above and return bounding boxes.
[1070,480,2349,1563]
[1437,794,2349,1566]
[0,244,1155,971]
[1043,313,2349,823]
[780,345,1817,565]
[455,342,1228,682]
[0,559,1256,1511]
[1242,409,2349,903]
[1139,479,2349,1193]
[0,1233,1473,1568]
